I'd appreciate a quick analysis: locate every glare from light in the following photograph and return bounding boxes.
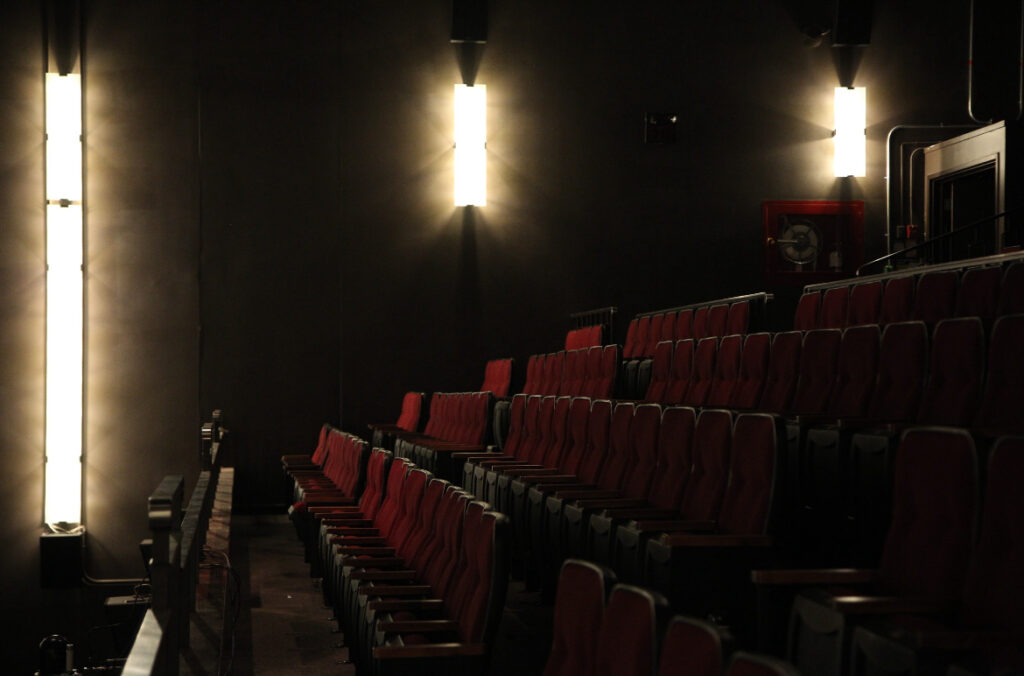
[834,86,866,177]
[454,83,486,206]
[45,73,82,202]
[45,203,83,526]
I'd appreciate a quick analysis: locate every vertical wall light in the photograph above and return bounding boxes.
[44,70,84,526]
[833,86,866,177]
[454,83,486,207]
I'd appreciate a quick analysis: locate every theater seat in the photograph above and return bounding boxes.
[954,265,1001,326]
[543,559,617,676]
[973,313,1024,436]
[819,287,849,329]
[752,426,978,676]
[912,270,958,329]
[794,292,821,331]
[593,584,670,676]
[657,615,731,676]
[368,392,424,450]
[846,281,882,327]
[731,332,770,409]
[997,261,1024,315]
[756,332,802,413]
[878,276,914,325]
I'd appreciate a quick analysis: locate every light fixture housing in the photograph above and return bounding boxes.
[44,72,84,526]
[834,86,866,177]
[454,83,486,206]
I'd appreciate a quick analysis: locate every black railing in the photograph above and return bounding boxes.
[858,208,1022,276]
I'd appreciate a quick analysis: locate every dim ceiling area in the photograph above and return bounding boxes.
[0,0,1018,670]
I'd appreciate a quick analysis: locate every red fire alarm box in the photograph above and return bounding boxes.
[763,200,864,285]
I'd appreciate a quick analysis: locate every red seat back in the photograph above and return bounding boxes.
[732,332,771,409]
[577,399,613,485]
[879,427,977,597]
[544,560,614,676]
[819,287,849,329]
[675,309,694,341]
[707,304,729,338]
[998,262,1024,315]
[912,270,958,328]
[916,317,985,426]
[646,314,667,356]
[596,402,635,491]
[644,340,674,404]
[666,339,694,405]
[975,314,1024,433]
[706,334,742,407]
[879,276,915,325]
[866,321,927,421]
[793,292,820,331]
[955,266,1001,324]
[647,407,697,511]
[594,585,665,676]
[757,332,802,412]
[717,414,779,535]
[683,337,718,407]
[790,329,842,414]
[678,409,733,521]
[726,300,751,335]
[692,306,710,340]
[847,281,882,327]
[657,616,727,676]
[621,403,663,500]
[828,325,880,418]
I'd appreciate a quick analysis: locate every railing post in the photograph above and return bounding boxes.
[148,475,183,676]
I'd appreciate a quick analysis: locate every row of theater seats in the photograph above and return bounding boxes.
[286,440,510,675]
[753,429,1024,676]
[522,345,619,399]
[380,391,493,475]
[623,314,1022,566]
[622,296,760,360]
[565,324,605,350]
[452,393,1024,675]
[545,558,799,676]
[795,260,1024,331]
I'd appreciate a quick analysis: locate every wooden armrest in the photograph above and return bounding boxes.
[350,569,419,581]
[829,595,956,615]
[328,526,379,535]
[338,547,395,557]
[575,498,647,509]
[360,584,432,597]
[310,508,366,518]
[305,494,357,505]
[373,643,486,659]
[368,598,444,612]
[661,533,773,547]
[489,463,547,473]
[637,519,715,532]
[324,520,373,529]
[476,457,526,468]
[449,450,500,461]
[751,568,880,585]
[378,619,459,633]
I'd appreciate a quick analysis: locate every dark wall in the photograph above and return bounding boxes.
[0,0,997,670]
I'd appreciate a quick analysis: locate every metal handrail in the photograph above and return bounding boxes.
[856,207,1022,276]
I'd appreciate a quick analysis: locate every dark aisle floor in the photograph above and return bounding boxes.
[228,514,552,675]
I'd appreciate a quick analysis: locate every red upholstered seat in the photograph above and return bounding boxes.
[726,300,751,335]
[997,261,1024,315]
[732,332,770,409]
[847,281,882,327]
[562,349,587,397]
[657,616,727,676]
[827,324,880,418]
[675,308,694,341]
[879,275,915,325]
[819,286,849,328]
[658,311,678,344]
[865,321,927,421]
[707,303,729,338]
[665,339,694,405]
[793,291,820,331]
[974,313,1024,434]
[955,265,1001,324]
[789,329,842,415]
[682,336,718,407]
[634,315,653,358]
[916,317,984,426]
[481,358,513,397]
[912,270,958,328]
[644,340,674,404]
[757,331,802,413]
[593,585,668,676]
[543,559,615,676]
[692,306,710,340]
[623,318,643,359]
[706,334,742,407]
[646,314,667,357]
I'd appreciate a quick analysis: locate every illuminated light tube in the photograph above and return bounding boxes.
[834,86,866,178]
[46,73,83,202]
[454,83,486,206]
[44,71,84,526]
